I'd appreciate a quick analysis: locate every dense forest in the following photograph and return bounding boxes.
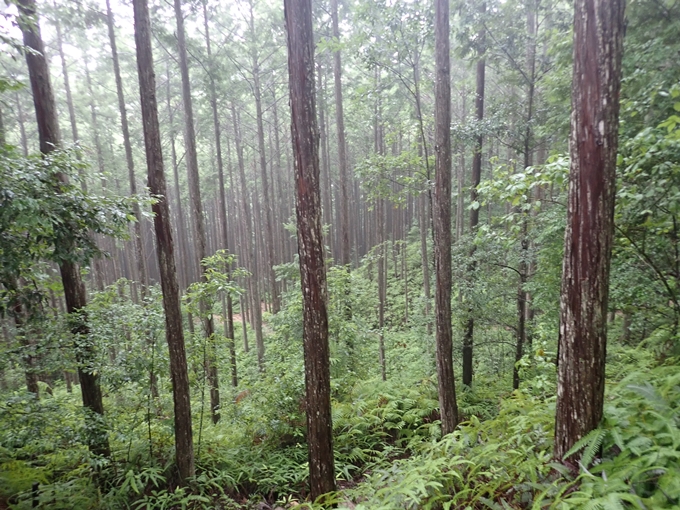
[0,0,678,507]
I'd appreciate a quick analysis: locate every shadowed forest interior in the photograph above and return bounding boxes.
[1,0,679,508]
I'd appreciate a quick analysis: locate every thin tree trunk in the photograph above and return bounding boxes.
[285,0,336,498]
[132,0,195,480]
[173,0,219,423]
[232,104,265,369]
[331,0,350,267]
[463,16,486,388]
[202,0,237,390]
[248,2,280,314]
[106,0,148,298]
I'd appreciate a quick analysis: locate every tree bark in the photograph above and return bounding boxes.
[433,0,459,435]
[18,0,110,457]
[285,0,336,498]
[554,0,624,461]
[132,0,195,481]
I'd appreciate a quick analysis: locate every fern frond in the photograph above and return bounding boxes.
[564,429,607,466]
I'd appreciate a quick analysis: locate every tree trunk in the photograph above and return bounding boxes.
[18,0,109,457]
[248,1,280,314]
[285,0,336,498]
[172,0,219,423]
[132,0,195,481]
[202,1,237,389]
[232,104,265,368]
[554,0,624,461]
[433,0,459,435]
[106,0,149,298]
[463,19,486,388]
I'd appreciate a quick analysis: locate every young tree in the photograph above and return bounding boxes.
[132,0,195,481]
[554,0,625,461]
[433,0,458,436]
[285,0,336,498]
[17,0,110,457]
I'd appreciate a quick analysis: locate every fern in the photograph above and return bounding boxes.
[563,428,607,467]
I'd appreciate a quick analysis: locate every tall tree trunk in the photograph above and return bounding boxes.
[285,0,336,498]
[106,0,148,298]
[132,0,195,480]
[18,0,109,457]
[554,0,624,461]
[232,104,265,369]
[166,64,190,292]
[248,2,280,314]
[173,0,219,423]
[202,1,237,389]
[513,1,538,391]
[463,15,486,388]
[433,0,459,435]
[331,0,350,267]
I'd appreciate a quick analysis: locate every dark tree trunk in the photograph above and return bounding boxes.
[463,19,486,388]
[132,0,195,481]
[18,0,109,457]
[433,0,459,435]
[285,0,336,498]
[554,0,624,461]
[172,0,219,423]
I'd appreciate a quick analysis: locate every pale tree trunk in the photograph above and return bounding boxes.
[15,92,28,156]
[433,0,459,435]
[202,1,237,388]
[248,1,280,314]
[18,0,109,457]
[285,0,336,498]
[232,104,265,369]
[166,63,190,292]
[173,0,220,423]
[331,0,350,267]
[106,0,148,299]
[132,0,195,481]
[554,0,624,461]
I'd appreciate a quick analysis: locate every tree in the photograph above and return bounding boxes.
[331,0,351,268]
[105,0,149,300]
[172,0,220,423]
[554,0,625,461]
[17,0,110,457]
[132,0,195,481]
[433,0,458,436]
[284,0,336,498]
[463,4,486,388]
